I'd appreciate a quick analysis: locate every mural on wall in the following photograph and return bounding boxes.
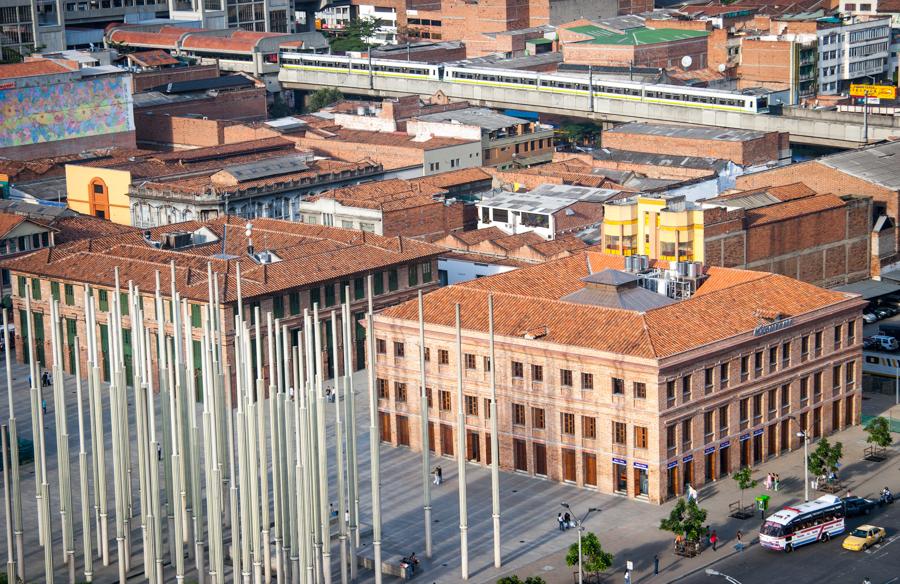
[0,75,134,148]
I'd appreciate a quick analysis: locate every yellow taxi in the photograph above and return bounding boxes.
[842,525,886,551]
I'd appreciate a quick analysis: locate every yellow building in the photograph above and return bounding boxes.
[65,164,133,226]
[602,195,705,263]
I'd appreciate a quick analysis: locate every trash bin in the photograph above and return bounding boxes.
[756,494,770,519]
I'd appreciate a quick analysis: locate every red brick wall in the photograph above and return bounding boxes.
[132,64,219,93]
[737,39,793,93]
[293,136,425,169]
[134,87,268,121]
[707,28,730,72]
[135,114,229,147]
[601,128,781,166]
[618,0,653,15]
[382,201,475,237]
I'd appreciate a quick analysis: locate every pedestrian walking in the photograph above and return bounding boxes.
[432,468,439,486]
[862,578,871,584]
[710,530,718,551]
[157,444,162,461]
[563,512,572,529]
[704,525,711,547]
[773,473,780,492]
[557,513,565,531]
[653,554,659,575]
[436,466,442,485]
[764,473,772,491]
[735,530,744,552]
[624,569,631,584]
[41,397,47,415]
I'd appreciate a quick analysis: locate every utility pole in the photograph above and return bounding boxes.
[417,291,432,559]
[455,304,468,580]
[488,295,501,568]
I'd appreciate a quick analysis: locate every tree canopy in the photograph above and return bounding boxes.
[660,498,708,542]
[497,576,546,584]
[865,416,892,449]
[329,17,382,52]
[807,437,843,477]
[307,87,344,112]
[732,466,757,509]
[564,532,614,577]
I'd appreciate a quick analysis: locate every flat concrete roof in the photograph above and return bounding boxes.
[819,140,900,191]
[415,107,527,131]
[607,122,767,141]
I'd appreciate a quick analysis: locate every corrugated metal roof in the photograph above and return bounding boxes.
[833,278,900,300]
[819,140,900,191]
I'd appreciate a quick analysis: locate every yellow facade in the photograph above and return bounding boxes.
[65,164,133,226]
[602,196,705,263]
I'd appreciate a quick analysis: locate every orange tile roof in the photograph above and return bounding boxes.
[0,60,74,80]
[108,29,187,48]
[307,179,446,212]
[527,236,588,257]
[450,227,510,246]
[412,167,492,189]
[53,216,136,244]
[378,252,861,358]
[128,50,180,68]
[0,214,28,238]
[2,217,443,303]
[747,194,846,227]
[716,182,816,203]
[491,232,547,251]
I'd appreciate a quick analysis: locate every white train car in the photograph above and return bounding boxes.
[280,52,442,80]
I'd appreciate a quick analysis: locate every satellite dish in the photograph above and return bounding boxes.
[718,63,726,73]
[681,55,693,69]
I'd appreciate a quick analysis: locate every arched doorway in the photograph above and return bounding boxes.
[89,178,110,220]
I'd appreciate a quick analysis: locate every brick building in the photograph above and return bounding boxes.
[296,175,479,237]
[734,140,900,271]
[601,184,873,287]
[559,20,710,69]
[372,251,864,503]
[3,216,443,382]
[602,122,791,168]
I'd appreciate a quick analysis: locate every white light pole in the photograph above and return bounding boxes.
[705,568,743,584]
[561,503,600,584]
[789,415,810,502]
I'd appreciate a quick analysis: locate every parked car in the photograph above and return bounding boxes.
[874,307,894,319]
[842,524,886,551]
[869,334,899,351]
[863,337,877,350]
[843,495,878,517]
[863,312,879,324]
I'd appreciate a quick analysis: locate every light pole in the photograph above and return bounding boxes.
[706,568,744,584]
[561,503,600,584]
[789,415,810,502]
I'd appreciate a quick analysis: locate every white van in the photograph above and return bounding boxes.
[871,334,899,351]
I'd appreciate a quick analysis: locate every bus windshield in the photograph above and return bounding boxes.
[760,521,784,537]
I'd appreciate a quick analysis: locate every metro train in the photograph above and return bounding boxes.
[280,52,775,114]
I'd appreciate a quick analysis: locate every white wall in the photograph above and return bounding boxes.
[439,256,518,285]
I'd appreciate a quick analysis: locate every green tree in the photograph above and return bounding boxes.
[329,16,382,52]
[306,87,344,112]
[807,437,843,477]
[497,576,546,584]
[660,498,708,542]
[557,122,601,148]
[732,466,757,510]
[865,416,893,450]
[565,532,614,579]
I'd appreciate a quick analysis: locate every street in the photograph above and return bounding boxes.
[679,500,900,584]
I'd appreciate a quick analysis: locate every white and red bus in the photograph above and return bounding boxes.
[759,495,845,552]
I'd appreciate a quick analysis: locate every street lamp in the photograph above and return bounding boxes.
[789,415,810,502]
[561,503,600,584]
[706,568,744,584]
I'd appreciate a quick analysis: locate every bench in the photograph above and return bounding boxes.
[728,501,755,519]
[356,543,415,580]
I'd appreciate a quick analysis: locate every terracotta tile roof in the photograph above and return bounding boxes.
[128,50,180,68]
[108,29,187,48]
[412,167,492,189]
[492,232,547,251]
[439,250,533,268]
[379,252,861,358]
[450,227,510,246]
[717,182,816,203]
[527,236,588,257]
[747,194,846,226]
[52,216,136,244]
[0,214,28,238]
[2,217,443,303]
[0,60,74,79]
[307,179,446,212]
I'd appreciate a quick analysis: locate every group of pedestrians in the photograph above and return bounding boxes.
[704,526,744,553]
[556,512,574,531]
[764,472,781,491]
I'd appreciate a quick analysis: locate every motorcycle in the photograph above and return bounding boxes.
[879,491,894,505]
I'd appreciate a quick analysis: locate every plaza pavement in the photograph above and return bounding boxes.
[0,359,897,584]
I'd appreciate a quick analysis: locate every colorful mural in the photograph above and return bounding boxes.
[0,74,134,148]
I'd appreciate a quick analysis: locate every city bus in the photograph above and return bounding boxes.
[759,495,845,552]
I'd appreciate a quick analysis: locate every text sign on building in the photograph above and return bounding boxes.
[612,457,627,466]
[850,84,897,100]
[754,318,793,337]
[633,461,649,470]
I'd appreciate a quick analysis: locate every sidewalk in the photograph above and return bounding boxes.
[496,393,900,584]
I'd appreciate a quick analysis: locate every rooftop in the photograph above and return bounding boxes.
[2,217,443,303]
[0,60,74,79]
[818,140,900,191]
[591,149,728,172]
[560,268,677,311]
[414,107,529,132]
[128,50,180,68]
[307,179,447,212]
[607,122,767,141]
[480,184,619,214]
[378,252,862,359]
[566,24,708,46]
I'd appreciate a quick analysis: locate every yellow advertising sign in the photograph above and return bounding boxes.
[849,84,897,99]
